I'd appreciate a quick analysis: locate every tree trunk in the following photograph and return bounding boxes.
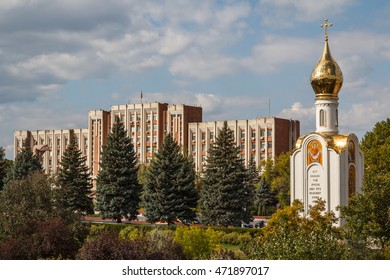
[116,217,122,223]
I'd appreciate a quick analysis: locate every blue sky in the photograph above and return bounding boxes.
[1,0,390,159]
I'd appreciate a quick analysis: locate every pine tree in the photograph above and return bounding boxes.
[247,156,260,189]
[199,121,253,227]
[0,147,6,191]
[57,134,93,215]
[11,138,42,181]
[255,177,277,216]
[96,117,141,222]
[143,134,198,225]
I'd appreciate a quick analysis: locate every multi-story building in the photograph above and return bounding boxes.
[109,102,202,164]
[88,109,111,178]
[110,103,168,163]
[14,102,203,178]
[13,102,299,177]
[188,117,300,171]
[14,128,89,174]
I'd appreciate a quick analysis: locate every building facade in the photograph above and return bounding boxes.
[14,102,299,178]
[88,109,111,178]
[14,128,89,175]
[189,117,300,171]
[15,102,203,179]
[109,102,202,165]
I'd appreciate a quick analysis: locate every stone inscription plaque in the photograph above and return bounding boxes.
[307,164,325,205]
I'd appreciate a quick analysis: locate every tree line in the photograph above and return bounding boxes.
[0,118,389,259]
[95,118,257,227]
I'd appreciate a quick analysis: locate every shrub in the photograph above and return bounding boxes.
[174,226,221,259]
[0,218,88,260]
[211,249,241,260]
[77,231,148,260]
[78,229,185,260]
[146,229,185,260]
[119,227,141,240]
[237,232,252,245]
[221,232,241,246]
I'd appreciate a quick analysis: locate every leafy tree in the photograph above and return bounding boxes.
[10,138,42,181]
[244,199,345,260]
[0,172,53,237]
[260,152,291,207]
[360,118,390,179]
[0,172,88,259]
[56,134,93,215]
[340,118,390,259]
[143,134,198,225]
[96,117,141,222]
[271,152,291,206]
[199,121,253,227]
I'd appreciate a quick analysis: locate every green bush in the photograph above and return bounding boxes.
[211,249,241,260]
[146,229,185,260]
[174,226,221,259]
[77,231,148,260]
[221,232,241,246]
[119,227,141,240]
[78,229,185,260]
[237,232,252,245]
[211,226,259,236]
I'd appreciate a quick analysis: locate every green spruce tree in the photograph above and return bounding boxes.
[10,138,42,181]
[57,134,93,215]
[199,121,253,227]
[143,134,198,225]
[255,177,277,216]
[96,117,141,223]
[0,147,7,191]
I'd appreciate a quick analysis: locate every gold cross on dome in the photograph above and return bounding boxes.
[321,18,333,41]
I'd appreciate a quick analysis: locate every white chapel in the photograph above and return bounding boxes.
[290,19,364,226]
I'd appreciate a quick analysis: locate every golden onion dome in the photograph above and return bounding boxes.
[310,19,343,100]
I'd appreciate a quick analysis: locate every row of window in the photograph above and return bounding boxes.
[193,152,272,166]
[131,135,158,144]
[192,142,272,152]
[130,124,158,133]
[191,128,273,141]
[115,112,159,123]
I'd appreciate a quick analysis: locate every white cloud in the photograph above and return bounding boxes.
[339,86,390,138]
[195,93,223,114]
[257,0,355,27]
[7,53,98,81]
[134,91,269,122]
[243,36,317,73]
[159,29,192,55]
[170,51,238,79]
[278,102,315,134]
[214,2,250,30]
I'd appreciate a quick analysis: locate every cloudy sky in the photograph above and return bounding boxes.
[1,0,389,158]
